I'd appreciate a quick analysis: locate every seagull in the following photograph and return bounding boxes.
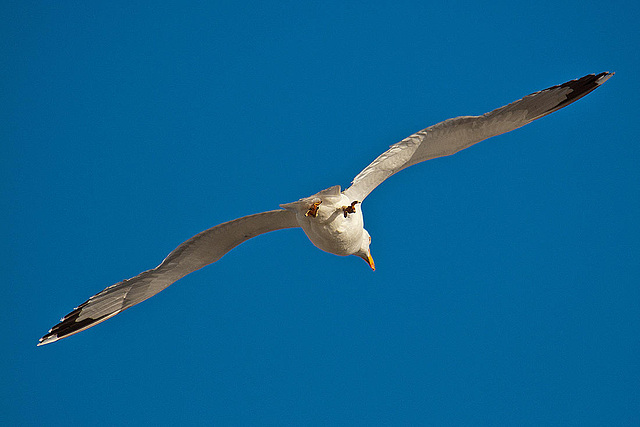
[38,72,614,346]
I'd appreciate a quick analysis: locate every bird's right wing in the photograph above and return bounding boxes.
[344,72,613,202]
[38,209,299,345]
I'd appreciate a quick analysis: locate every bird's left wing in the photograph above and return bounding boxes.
[38,209,299,345]
[344,72,613,202]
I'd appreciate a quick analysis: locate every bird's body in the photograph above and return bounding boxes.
[39,72,613,346]
[281,185,366,257]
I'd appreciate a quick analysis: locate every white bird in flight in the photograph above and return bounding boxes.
[39,72,613,346]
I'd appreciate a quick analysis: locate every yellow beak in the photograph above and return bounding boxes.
[365,252,375,271]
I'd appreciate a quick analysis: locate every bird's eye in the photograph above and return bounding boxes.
[369,236,372,243]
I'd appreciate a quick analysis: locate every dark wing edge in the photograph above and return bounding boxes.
[530,72,614,121]
[38,209,299,346]
[344,72,614,202]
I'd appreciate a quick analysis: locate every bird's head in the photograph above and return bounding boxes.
[354,229,375,271]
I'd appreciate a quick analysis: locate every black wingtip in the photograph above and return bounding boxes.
[38,301,116,346]
[528,72,613,121]
[562,71,612,97]
[551,71,614,110]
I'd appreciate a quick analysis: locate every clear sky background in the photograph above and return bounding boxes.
[3,1,639,425]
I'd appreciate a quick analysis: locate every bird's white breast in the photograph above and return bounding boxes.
[296,193,365,257]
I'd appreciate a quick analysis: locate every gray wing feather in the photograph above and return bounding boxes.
[38,209,299,345]
[344,72,613,202]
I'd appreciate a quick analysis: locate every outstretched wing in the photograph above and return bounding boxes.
[38,209,299,345]
[344,72,613,202]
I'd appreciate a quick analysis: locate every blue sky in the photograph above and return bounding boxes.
[3,1,639,425]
